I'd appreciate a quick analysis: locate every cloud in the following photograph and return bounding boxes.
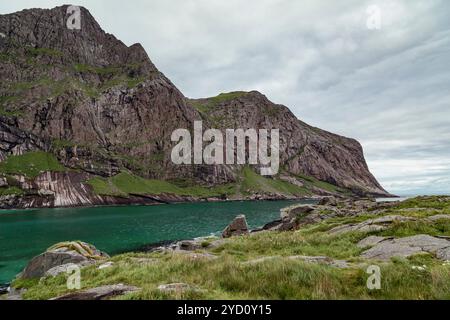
[1,0,449,195]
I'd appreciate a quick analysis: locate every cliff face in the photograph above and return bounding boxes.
[0,6,389,208]
[189,92,387,196]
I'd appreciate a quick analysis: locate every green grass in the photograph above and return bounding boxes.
[0,186,24,196]
[0,152,65,178]
[87,172,237,198]
[87,168,313,199]
[189,91,248,114]
[240,167,310,196]
[294,173,348,194]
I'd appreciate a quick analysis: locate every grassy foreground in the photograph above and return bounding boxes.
[11,196,450,300]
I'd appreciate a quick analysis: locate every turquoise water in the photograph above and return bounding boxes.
[0,200,309,284]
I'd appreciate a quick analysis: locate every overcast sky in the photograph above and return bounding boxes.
[2,0,449,196]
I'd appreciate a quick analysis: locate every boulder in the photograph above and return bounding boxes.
[222,215,249,238]
[176,240,203,251]
[318,196,338,206]
[361,235,450,261]
[45,263,87,277]
[20,241,109,279]
[51,284,139,300]
[280,204,316,220]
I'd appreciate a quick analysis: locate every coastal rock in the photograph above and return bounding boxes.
[280,204,316,220]
[222,215,249,238]
[176,240,203,251]
[20,241,109,279]
[51,284,139,300]
[361,235,450,261]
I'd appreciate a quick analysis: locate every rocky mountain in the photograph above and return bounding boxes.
[0,5,390,208]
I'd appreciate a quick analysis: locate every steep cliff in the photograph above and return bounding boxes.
[0,5,390,208]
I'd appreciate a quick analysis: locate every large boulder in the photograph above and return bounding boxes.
[19,241,109,279]
[222,215,249,238]
[280,204,316,220]
[361,235,450,261]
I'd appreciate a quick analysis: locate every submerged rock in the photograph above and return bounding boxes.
[222,215,249,238]
[19,241,109,279]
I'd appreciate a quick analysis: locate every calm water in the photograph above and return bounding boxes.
[0,200,309,284]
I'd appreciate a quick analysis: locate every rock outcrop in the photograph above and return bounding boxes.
[51,284,139,300]
[222,215,249,238]
[263,198,401,232]
[19,241,109,279]
[0,5,390,209]
[360,235,450,261]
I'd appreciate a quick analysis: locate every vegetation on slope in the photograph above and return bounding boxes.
[240,167,310,196]
[0,151,65,178]
[87,171,237,198]
[87,168,314,199]
[12,196,450,300]
[188,91,249,114]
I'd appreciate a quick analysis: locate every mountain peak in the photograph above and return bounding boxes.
[0,5,156,69]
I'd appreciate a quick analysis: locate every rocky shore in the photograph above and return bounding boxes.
[3,195,449,300]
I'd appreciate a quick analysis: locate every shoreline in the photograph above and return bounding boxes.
[0,195,316,212]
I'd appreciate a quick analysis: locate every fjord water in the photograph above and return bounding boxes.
[0,200,307,284]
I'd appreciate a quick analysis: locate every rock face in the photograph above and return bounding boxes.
[360,235,450,261]
[51,284,139,300]
[222,215,249,238]
[20,241,109,279]
[0,5,390,208]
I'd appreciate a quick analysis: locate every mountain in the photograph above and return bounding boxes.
[0,6,390,208]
